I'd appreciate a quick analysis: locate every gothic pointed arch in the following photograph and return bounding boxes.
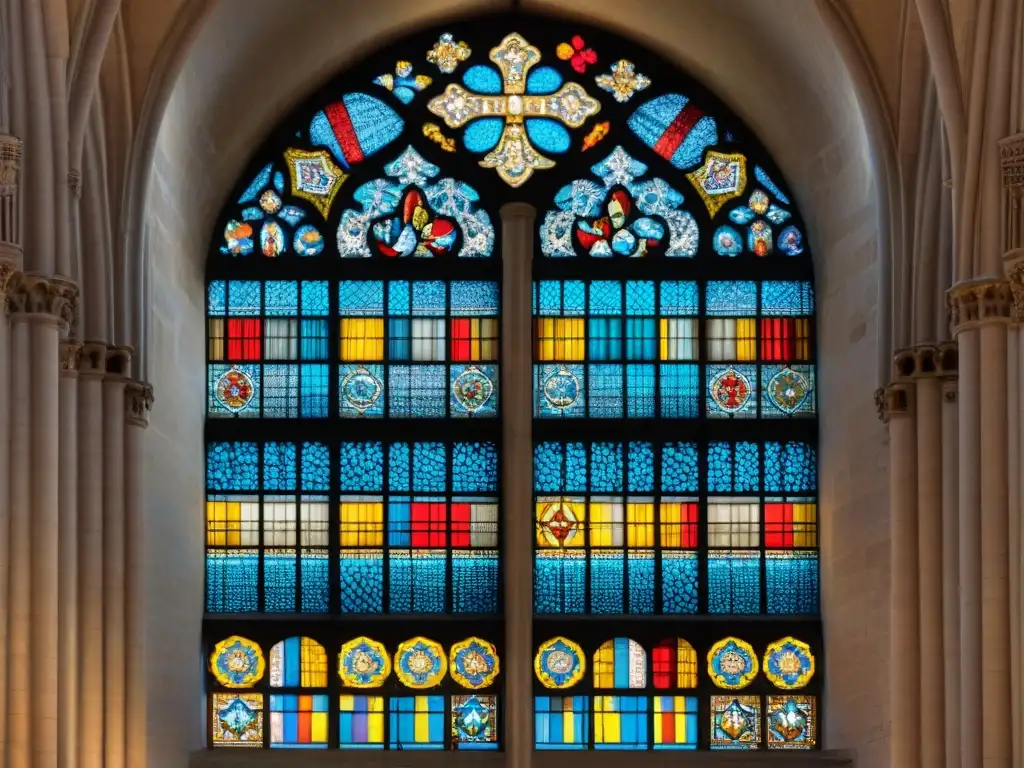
[203,13,820,752]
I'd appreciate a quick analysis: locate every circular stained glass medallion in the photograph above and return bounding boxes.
[542,366,580,411]
[339,636,392,688]
[293,224,325,256]
[453,365,495,413]
[534,636,585,689]
[341,366,383,414]
[260,189,283,214]
[768,367,810,414]
[210,635,265,688]
[708,637,759,690]
[395,637,447,689]
[763,637,815,690]
[537,500,580,547]
[450,637,500,689]
[709,367,751,414]
[215,366,256,413]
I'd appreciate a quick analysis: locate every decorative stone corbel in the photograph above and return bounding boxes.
[105,344,133,380]
[60,340,83,374]
[947,278,1014,335]
[0,134,22,262]
[1002,133,1024,260]
[125,380,154,428]
[876,382,913,424]
[79,341,108,378]
[1003,248,1024,323]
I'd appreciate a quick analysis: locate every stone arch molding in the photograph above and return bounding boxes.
[132,1,893,763]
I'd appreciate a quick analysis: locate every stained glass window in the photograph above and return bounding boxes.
[206,16,820,752]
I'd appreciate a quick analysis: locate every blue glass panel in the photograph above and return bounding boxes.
[208,280,226,314]
[238,163,272,203]
[625,281,655,315]
[452,442,497,493]
[588,365,623,418]
[764,442,817,492]
[628,94,718,169]
[265,281,299,316]
[659,364,699,417]
[660,281,699,315]
[464,118,505,153]
[628,442,654,492]
[707,442,732,492]
[705,281,757,316]
[263,364,299,418]
[767,551,819,614]
[662,442,698,493]
[535,696,590,749]
[339,364,385,418]
[625,318,656,360]
[301,280,329,315]
[537,281,563,315]
[389,551,446,612]
[535,364,585,418]
[534,552,585,613]
[591,442,623,492]
[340,552,384,613]
[301,552,330,612]
[263,442,297,491]
[389,443,410,492]
[301,442,330,491]
[534,443,562,493]
[736,442,760,491]
[451,281,499,315]
[340,441,383,492]
[755,165,791,204]
[526,66,562,94]
[708,552,761,614]
[389,365,446,417]
[588,318,622,361]
[388,318,411,360]
[662,552,699,613]
[452,551,499,612]
[264,552,296,611]
[626,364,655,418]
[300,319,329,359]
[339,281,384,315]
[228,281,261,315]
[413,442,447,492]
[388,281,411,315]
[206,551,258,611]
[628,551,655,613]
[590,551,624,613]
[593,697,648,750]
[527,119,571,154]
[389,696,445,749]
[412,281,446,316]
[463,65,503,94]
[207,442,258,491]
[566,442,587,492]
[300,364,329,417]
[762,281,814,315]
[589,281,622,315]
[563,281,585,315]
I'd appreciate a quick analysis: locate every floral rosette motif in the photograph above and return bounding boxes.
[541,146,698,258]
[215,365,256,413]
[763,637,816,690]
[450,637,500,689]
[210,635,265,688]
[339,636,392,688]
[708,637,759,690]
[534,636,585,689]
[395,637,448,689]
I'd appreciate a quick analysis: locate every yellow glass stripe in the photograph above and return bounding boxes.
[562,697,575,744]
[796,319,810,359]
[627,502,654,547]
[301,637,328,687]
[793,503,817,546]
[659,503,681,548]
[593,643,615,688]
[368,697,384,742]
[414,696,430,743]
[480,318,498,360]
[737,318,757,360]
[659,318,669,361]
[674,697,688,743]
[311,711,328,743]
[339,695,354,710]
[207,501,242,546]
[678,641,698,688]
[590,502,618,547]
[208,319,225,360]
[653,696,663,743]
[595,696,620,743]
[537,318,585,361]
[340,318,384,361]
[340,502,383,546]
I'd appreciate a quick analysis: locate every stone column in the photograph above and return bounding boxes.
[59,341,82,768]
[77,342,107,768]
[938,344,960,768]
[124,380,153,768]
[8,275,78,768]
[500,203,535,768]
[103,347,131,768]
[883,378,920,768]
[1001,133,1024,766]
[0,133,23,761]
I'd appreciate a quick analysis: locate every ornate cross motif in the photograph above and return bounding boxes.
[428,33,600,187]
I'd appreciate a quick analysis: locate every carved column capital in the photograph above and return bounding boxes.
[0,134,22,258]
[7,274,79,332]
[67,170,81,199]
[79,341,109,379]
[0,134,21,197]
[1003,250,1024,322]
[876,382,914,424]
[60,340,83,375]
[892,343,955,380]
[1001,133,1024,191]
[125,380,154,428]
[947,278,1014,334]
[105,345,133,381]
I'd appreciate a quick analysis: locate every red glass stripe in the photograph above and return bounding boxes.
[451,319,473,361]
[297,709,312,743]
[450,503,471,547]
[761,318,795,361]
[652,644,673,689]
[227,318,262,360]
[680,503,698,549]
[765,502,793,548]
[660,710,676,743]
[653,103,704,161]
[325,102,364,166]
[411,502,447,547]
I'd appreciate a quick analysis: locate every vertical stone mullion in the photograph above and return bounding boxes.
[500,202,535,768]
